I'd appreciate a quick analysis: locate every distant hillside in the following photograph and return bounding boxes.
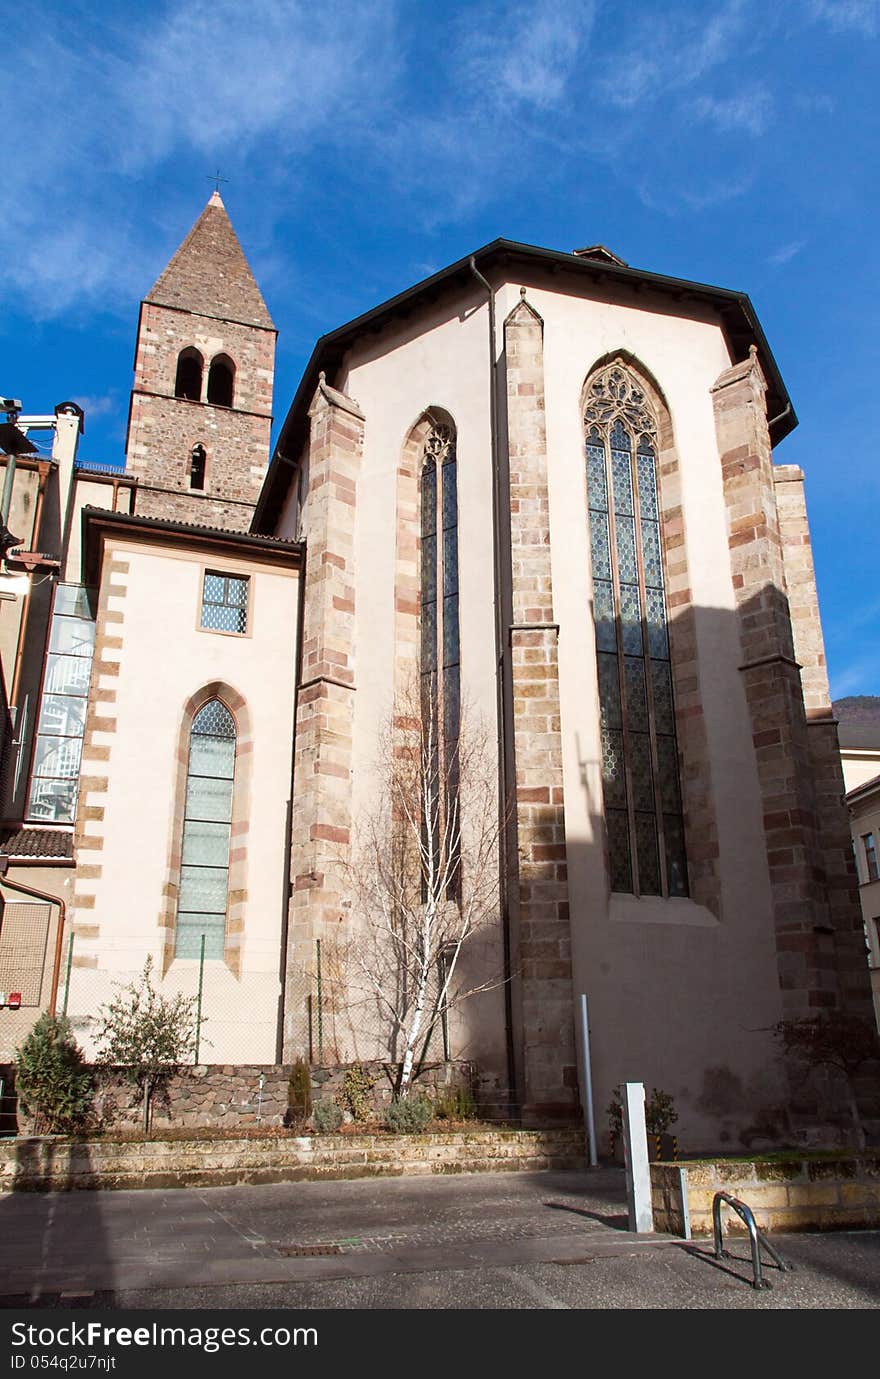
[833,696,880,724]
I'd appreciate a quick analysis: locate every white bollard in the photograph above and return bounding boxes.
[621,1081,653,1234]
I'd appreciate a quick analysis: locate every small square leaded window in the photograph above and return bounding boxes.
[201,571,249,634]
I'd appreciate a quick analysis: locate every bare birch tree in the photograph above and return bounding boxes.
[344,679,508,1098]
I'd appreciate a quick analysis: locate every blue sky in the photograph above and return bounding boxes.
[3,0,878,697]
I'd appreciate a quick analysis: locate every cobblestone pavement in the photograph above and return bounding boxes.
[0,1169,878,1310]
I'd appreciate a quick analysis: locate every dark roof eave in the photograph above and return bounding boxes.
[846,771,880,805]
[81,506,303,586]
[252,237,797,532]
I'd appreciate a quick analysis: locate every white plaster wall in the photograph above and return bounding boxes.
[842,751,880,793]
[69,539,299,1063]
[517,275,786,1144]
[338,289,509,1073]
[65,477,133,583]
[272,267,796,1140]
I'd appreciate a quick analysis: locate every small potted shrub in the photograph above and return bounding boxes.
[285,1057,312,1130]
[607,1087,678,1162]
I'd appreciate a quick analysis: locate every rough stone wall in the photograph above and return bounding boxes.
[712,349,835,1021]
[774,465,875,1022]
[9,1061,479,1132]
[283,377,363,1059]
[503,292,577,1120]
[126,304,275,532]
[147,192,274,331]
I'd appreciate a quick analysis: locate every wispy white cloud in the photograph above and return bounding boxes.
[694,89,773,136]
[2,1,400,316]
[461,0,594,111]
[2,0,865,318]
[768,239,807,265]
[116,1,398,167]
[347,0,599,228]
[636,171,755,214]
[808,0,879,36]
[795,91,836,113]
[595,0,753,108]
[74,393,119,421]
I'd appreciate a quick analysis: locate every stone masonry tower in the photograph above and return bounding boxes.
[125,192,276,532]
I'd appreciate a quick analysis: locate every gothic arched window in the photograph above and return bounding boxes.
[175,699,236,958]
[207,354,235,408]
[174,348,203,401]
[585,363,688,898]
[420,419,461,899]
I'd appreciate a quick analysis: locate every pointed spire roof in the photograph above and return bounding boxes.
[146,192,275,330]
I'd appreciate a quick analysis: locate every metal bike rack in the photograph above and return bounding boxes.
[712,1191,793,1290]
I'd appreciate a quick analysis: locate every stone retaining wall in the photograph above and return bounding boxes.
[652,1155,880,1235]
[4,1060,486,1133]
[0,1127,586,1192]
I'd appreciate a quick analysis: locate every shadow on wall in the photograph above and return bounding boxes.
[551,581,877,1154]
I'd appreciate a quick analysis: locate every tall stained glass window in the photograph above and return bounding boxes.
[27,584,96,824]
[175,699,235,959]
[420,420,461,899]
[585,364,688,898]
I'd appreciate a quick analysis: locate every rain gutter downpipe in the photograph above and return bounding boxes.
[469,256,518,1112]
[275,531,307,1065]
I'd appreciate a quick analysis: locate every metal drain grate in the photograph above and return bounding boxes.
[277,1243,344,1257]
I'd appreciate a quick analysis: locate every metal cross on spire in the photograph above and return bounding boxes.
[206,169,229,194]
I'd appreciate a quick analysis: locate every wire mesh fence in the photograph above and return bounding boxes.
[52,932,450,1069]
[0,902,53,1007]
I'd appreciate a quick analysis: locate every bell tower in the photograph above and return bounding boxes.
[125,191,276,532]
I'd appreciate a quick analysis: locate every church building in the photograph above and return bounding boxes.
[0,193,872,1146]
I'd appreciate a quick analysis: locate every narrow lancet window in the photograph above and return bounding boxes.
[419,421,461,900]
[175,699,235,959]
[189,444,207,490]
[585,364,688,898]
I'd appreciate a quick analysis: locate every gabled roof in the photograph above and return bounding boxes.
[0,827,73,861]
[846,770,880,806]
[81,506,302,587]
[146,192,275,331]
[253,237,796,532]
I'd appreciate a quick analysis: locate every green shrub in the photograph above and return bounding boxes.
[434,1085,476,1121]
[312,1099,343,1133]
[384,1094,434,1134]
[606,1090,623,1139]
[645,1088,678,1136]
[607,1086,677,1138]
[286,1057,312,1130]
[15,1014,94,1134]
[336,1063,375,1122]
[93,957,200,1133]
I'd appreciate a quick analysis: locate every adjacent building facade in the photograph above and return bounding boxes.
[840,720,880,1032]
[0,197,874,1146]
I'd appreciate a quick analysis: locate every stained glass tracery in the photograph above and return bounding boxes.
[176,699,235,958]
[420,421,461,900]
[585,365,688,898]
